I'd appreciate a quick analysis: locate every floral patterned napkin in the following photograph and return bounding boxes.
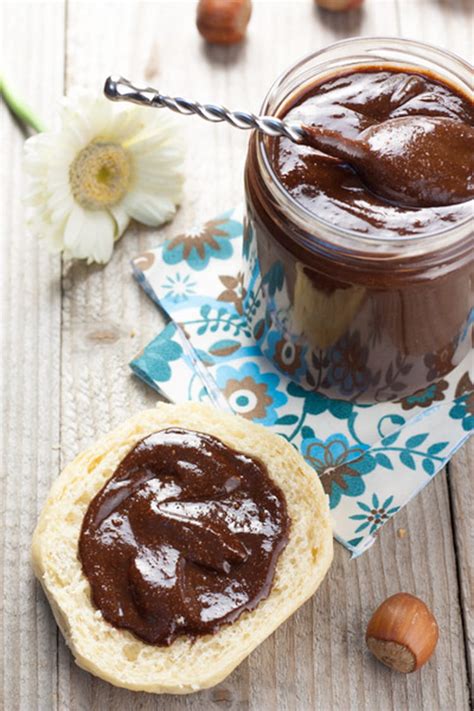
[130,206,473,556]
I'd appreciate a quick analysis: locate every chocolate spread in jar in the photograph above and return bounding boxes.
[244,65,473,402]
[271,68,474,235]
[79,428,290,646]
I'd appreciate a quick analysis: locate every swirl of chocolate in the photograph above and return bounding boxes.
[79,428,290,645]
[271,68,474,235]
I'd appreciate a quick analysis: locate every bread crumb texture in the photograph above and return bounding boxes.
[32,402,333,694]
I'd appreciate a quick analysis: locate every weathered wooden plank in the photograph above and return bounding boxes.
[1,0,465,710]
[59,2,400,709]
[397,0,473,697]
[397,0,473,59]
[449,439,473,687]
[0,2,65,710]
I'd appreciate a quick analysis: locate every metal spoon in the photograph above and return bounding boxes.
[104,75,306,142]
[104,76,474,209]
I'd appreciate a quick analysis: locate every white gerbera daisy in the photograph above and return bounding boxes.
[24,89,185,264]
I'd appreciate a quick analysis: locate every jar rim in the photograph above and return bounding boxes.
[256,36,473,258]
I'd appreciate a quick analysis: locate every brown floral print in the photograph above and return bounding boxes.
[273,336,303,376]
[217,271,247,315]
[133,251,155,271]
[326,331,370,395]
[424,341,456,381]
[398,379,449,410]
[223,376,272,420]
[455,371,474,417]
[168,218,229,261]
[320,464,363,498]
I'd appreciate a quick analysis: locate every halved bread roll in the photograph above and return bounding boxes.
[32,402,333,694]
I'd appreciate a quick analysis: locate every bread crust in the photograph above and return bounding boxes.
[32,402,333,694]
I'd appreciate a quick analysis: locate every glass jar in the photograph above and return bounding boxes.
[243,37,473,403]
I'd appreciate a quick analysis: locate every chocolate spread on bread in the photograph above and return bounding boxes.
[79,428,290,645]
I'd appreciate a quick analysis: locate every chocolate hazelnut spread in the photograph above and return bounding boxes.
[79,428,289,645]
[244,61,473,402]
[302,115,474,208]
[272,68,474,235]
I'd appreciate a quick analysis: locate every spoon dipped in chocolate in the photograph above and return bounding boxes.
[104,76,474,209]
[303,116,474,208]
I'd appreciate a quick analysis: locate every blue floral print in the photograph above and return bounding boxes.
[301,432,376,509]
[350,494,399,535]
[450,396,474,432]
[163,214,242,270]
[450,372,474,432]
[325,331,370,396]
[265,330,307,380]
[215,362,287,425]
[162,273,196,303]
[130,207,470,555]
[398,380,449,410]
[131,323,182,383]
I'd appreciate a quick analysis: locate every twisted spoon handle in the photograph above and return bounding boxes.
[104,76,306,144]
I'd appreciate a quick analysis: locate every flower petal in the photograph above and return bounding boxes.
[121,190,178,226]
[109,205,130,240]
[24,88,186,264]
[64,205,115,264]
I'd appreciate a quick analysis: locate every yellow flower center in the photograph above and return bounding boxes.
[69,141,131,210]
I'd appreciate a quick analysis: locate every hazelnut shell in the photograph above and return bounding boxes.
[366,592,439,673]
[197,0,252,45]
[315,0,364,11]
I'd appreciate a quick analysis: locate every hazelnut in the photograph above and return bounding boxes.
[366,593,439,673]
[315,0,364,11]
[197,0,252,45]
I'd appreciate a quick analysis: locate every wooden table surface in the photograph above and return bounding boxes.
[1,1,473,709]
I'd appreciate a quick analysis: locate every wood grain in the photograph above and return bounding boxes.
[1,1,472,710]
[396,0,474,59]
[1,3,65,710]
[449,439,474,688]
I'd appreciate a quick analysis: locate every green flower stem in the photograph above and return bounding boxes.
[0,75,45,133]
